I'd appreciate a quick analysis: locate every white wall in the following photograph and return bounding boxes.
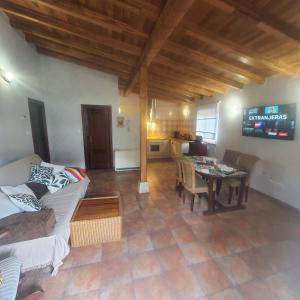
[202,74,300,209]
[0,13,42,166]
[0,14,136,168]
[119,93,140,150]
[38,55,120,167]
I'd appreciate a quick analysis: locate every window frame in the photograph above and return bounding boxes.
[196,102,219,144]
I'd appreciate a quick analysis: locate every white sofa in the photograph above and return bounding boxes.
[0,154,90,274]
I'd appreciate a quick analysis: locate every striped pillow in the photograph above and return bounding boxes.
[0,256,21,300]
[64,167,86,183]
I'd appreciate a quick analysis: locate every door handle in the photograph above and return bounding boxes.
[88,135,93,144]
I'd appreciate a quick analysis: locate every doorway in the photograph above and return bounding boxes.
[81,105,113,169]
[28,98,50,162]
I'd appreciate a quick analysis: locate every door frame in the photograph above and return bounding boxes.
[28,98,51,162]
[81,104,113,169]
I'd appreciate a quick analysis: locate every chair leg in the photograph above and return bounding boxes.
[179,184,184,198]
[228,186,234,204]
[183,189,186,204]
[216,179,222,195]
[190,194,195,212]
[235,187,239,196]
[212,192,216,210]
[245,185,249,202]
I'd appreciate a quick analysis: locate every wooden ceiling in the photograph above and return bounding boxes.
[2,0,300,103]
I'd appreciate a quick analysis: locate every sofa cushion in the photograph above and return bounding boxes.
[1,185,42,212]
[26,182,49,199]
[0,192,22,219]
[0,155,42,187]
[65,167,86,183]
[48,171,71,194]
[41,162,65,174]
[28,164,53,185]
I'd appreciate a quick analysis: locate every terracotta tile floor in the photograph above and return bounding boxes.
[20,159,300,300]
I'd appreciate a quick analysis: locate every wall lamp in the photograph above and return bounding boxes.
[1,70,14,84]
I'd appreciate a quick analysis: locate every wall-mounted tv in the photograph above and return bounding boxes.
[242,103,296,140]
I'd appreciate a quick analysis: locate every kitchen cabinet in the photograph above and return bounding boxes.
[147,139,170,159]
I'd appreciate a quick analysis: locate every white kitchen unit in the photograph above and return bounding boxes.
[114,149,140,171]
[170,138,190,157]
[147,139,170,159]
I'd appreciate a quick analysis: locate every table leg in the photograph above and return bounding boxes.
[216,179,222,195]
[237,176,246,207]
[207,177,214,214]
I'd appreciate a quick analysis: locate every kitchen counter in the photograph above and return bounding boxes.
[171,138,194,144]
[147,137,170,140]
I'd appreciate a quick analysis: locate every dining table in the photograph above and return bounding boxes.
[183,156,249,215]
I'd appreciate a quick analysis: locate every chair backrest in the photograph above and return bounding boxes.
[175,158,183,181]
[223,149,241,166]
[237,153,259,173]
[181,159,195,190]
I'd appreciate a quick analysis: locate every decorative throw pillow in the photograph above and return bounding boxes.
[26,182,48,199]
[0,192,22,219]
[1,184,42,212]
[41,162,65,174]
[28,164,53,186]
[7,194,42,212]
[0,256,21,300]
[64,167,86,183]
[48,171,71,194]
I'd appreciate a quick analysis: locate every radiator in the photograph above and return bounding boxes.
[114,149,140,171]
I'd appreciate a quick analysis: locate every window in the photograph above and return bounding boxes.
[196,102,219,144]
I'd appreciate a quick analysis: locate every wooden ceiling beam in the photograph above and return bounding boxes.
[3,4,142,56]
[38,48,129,80]
[148,85,195,101]
[119,84,193,104]
[7,0,148,39]
[10,18,141,57]
[149,76,211,96]
[124,0,196,96]
[149,81,204,98]
[203,0,300,47]
[185,25,296,77]
[150,67,226,94]
[25,33,135,67]
[148,89,194,104]
[127,81,196,102]
[102,0,160,21]
[155,55,243,89]
[149,70,225,94]
[165,41,265,83]
[34,42,131,75]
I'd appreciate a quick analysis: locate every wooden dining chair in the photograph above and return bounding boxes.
[223,149,241,166]
[181,159,216,211]
[228,153,259,203]
[175,158,184,197]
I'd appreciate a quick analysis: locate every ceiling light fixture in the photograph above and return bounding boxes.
[1,70,14,83]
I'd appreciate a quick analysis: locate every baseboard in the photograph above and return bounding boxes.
[250,188,300,212]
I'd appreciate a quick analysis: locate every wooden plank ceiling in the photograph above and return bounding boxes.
[2,0,300,104]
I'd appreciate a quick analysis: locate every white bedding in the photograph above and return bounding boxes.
[0,155,90,274]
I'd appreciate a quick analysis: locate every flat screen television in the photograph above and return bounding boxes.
[242,103,296,140]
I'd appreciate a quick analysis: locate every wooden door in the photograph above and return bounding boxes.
[28,99,50,162]
[82,105,113,169]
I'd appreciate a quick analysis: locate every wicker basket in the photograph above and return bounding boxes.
[70,193,122,247]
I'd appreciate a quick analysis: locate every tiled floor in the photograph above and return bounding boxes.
[20,159,300,300]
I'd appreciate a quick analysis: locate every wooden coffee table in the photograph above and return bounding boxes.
[70,192,122,247]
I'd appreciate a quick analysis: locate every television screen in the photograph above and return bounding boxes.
[242,103,296,140]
